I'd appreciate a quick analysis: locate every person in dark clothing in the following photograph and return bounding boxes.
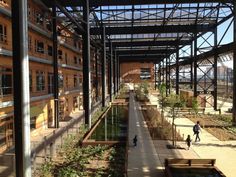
[193,121,201,142]
[186,135,192,150]
[133,135,137,147]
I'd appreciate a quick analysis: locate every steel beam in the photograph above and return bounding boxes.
[119,55,165,62]
[233,1,236,124]
[102,26,106,107]
[90,24,214,35]
[82,0,91,128]
[170,43,234,67]
[116,49,175,55]
[55,1,85,34]
[12,0,31,176]
[55,0,233,7]
[110,40,189,47]
[52,4,59,128]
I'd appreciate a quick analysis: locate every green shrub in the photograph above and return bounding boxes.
[58,166,78,177]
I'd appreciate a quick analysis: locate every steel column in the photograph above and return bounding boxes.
[95,48,99,102]
[52,4,59,128]
[214,28,218,110]
[176,45,180,94]
[233,1,236,124]
[160,61,163,84]
[165,57,168,95]
[117,56,121,91]
[102,26,106,107]
[12,0,31,176]
[154,63,157,90]
[190,43,193,89]
[118,56,120,90]
[109,42,113,102]
[194,33,198,97]
[114,50,117,94]
[168,57,171,94]
[82,0,91,128]
[158,63,161,85]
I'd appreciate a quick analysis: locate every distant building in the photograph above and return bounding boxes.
[120,62,154,83]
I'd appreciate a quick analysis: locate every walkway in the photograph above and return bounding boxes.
[149,92,236,177]
[127,92,163,177]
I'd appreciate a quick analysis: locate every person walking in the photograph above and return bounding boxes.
[186,135,192,150]
[133,135,138,147]
[193,121,201,142]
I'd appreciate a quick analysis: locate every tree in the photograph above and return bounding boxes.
[136,81,149,101]
[165,93,185,147]
[140,81,149,97]
[191,97,199,118]
[158,83,167,125]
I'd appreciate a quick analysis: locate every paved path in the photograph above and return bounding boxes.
[149,92,236,177]
[127,93,164,177]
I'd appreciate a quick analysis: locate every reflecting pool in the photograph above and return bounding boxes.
[88,105,128,141]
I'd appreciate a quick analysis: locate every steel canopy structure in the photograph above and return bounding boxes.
[12,1,235,176]
[41,0,236,138]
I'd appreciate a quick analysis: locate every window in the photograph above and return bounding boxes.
[48,45,53,56]
[59,100,64,120]
[78,42,81,50]
[35,12,44,25]
[65,53,68,64]
[28,4,31,18]
[74,56,77,64]
[74,75,78,88]
[48,73,54,94]
[36,71,45,91]
[30,116,36,129]
[0,24,7,43]
[35,40,44,54]
[58,50,63,59]
[73,97,78,111]
[140,68,151,80]
[65,75,68,88]
[58,74,63,88]
[78,57,82,65]
[79,77,83,87]
[0,67,12,96]
[73,40,77,48]
[29,71,32,92]
[45,19,52,31]
[28,36,32,51]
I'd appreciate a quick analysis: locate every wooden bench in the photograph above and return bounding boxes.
[165,158,226,177]
[165,158,215,167]
[179,107,205,114]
